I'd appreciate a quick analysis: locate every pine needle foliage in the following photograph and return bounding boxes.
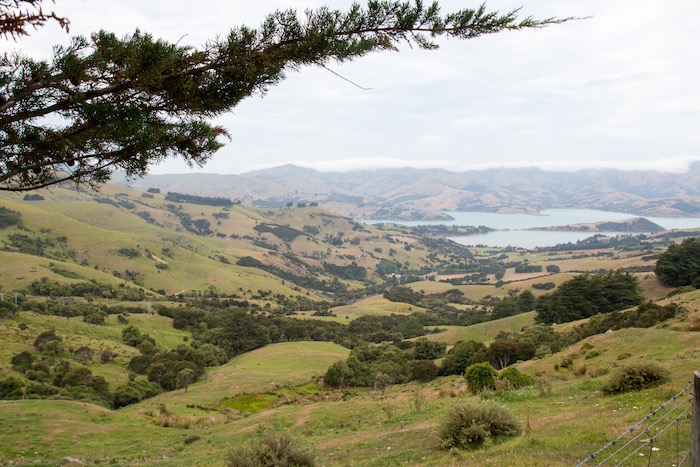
[0,1,569,191]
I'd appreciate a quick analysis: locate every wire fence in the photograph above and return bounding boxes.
[577,382,693,466]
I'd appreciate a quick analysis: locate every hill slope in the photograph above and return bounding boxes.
[119,163,700,219]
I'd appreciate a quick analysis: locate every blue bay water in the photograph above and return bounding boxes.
[366,209,700,249]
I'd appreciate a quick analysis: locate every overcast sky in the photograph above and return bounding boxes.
[4,0,700,175]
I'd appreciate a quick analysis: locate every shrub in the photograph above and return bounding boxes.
[84,311,107,325]
[439,401,520,450]
[227,430,315,467]
[11,351,34,373]
[25,382,59,397]
[534,345,552,359]
[113,380,161,408]
[464,362,498,394]
[0,377,24,399]
[410,360,439,382]
[601,362,669,394]
[0,206,21,228]
[100,349,118,363]
[183,435,200,445]
[499,367,534,389]
[34,329,60,350]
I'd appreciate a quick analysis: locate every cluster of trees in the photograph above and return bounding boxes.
[322,262,367,281]
[564,302,679,343]
[237,256,348,294]
[655,238,700,287]
[514,263,542,273]
[539,234,652,252]
[26,278,147,301]
[382,287,538,328]
[2,329,160,408]
[172,211,213,236]
[5,233,57,257]
[491,290,536,320]
[322,296,682,395]
[535,271,642,324]
[0,206,21,228]
[347,315,430,342]
[438,325,560,373]
[155,307,361,358]
[324,338,446,389]
[164,192,233,207]
[384,287,472,307]
[123,326,225,394]
[408,225,492,237]
[253,224,306,242]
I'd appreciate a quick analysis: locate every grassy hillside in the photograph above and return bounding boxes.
[1,183,698,466]
[1,301,697,466]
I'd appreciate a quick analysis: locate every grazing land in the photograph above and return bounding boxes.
[0,184,698,466]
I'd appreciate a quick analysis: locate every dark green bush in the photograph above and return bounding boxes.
[410,360,439,382]
[0,376,24,399]
[499,367,534,389]
[227,430,315,467]
[183,435,200,445]
[655,238,700,287]
[439,401,520,450]
[601,362,669,394]
[464,362,498,394]
[113,380,161,408]
[0,206,21,228]
[25,382,59,397]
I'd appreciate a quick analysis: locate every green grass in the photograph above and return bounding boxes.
[0,312,697,466]
[2,185,699,466]
[420,312,537,345]
[325,295,427,323]
[219,393,279,412]
[104,312,190,350]
[127,341,351,415]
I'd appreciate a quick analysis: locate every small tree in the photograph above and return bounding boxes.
[121,325,144,347]
[176,368,195,393]
[464,362,498,394]
[374,372,390,396]
[323,360,349,389]
[138,340,156,356]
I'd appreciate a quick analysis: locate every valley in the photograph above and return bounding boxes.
[0,183,698,466]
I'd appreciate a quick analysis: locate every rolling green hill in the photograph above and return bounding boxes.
[0,184,698,466]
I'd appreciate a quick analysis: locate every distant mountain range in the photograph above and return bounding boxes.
[118,163,700,220]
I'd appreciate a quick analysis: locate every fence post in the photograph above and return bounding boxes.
[692,370,699,467]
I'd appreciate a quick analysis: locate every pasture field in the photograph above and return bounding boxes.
[1,184,698,466]
[1,306,697,466]
[418,312,537,346]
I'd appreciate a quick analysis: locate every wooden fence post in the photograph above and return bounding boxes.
[692,370,699,467]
